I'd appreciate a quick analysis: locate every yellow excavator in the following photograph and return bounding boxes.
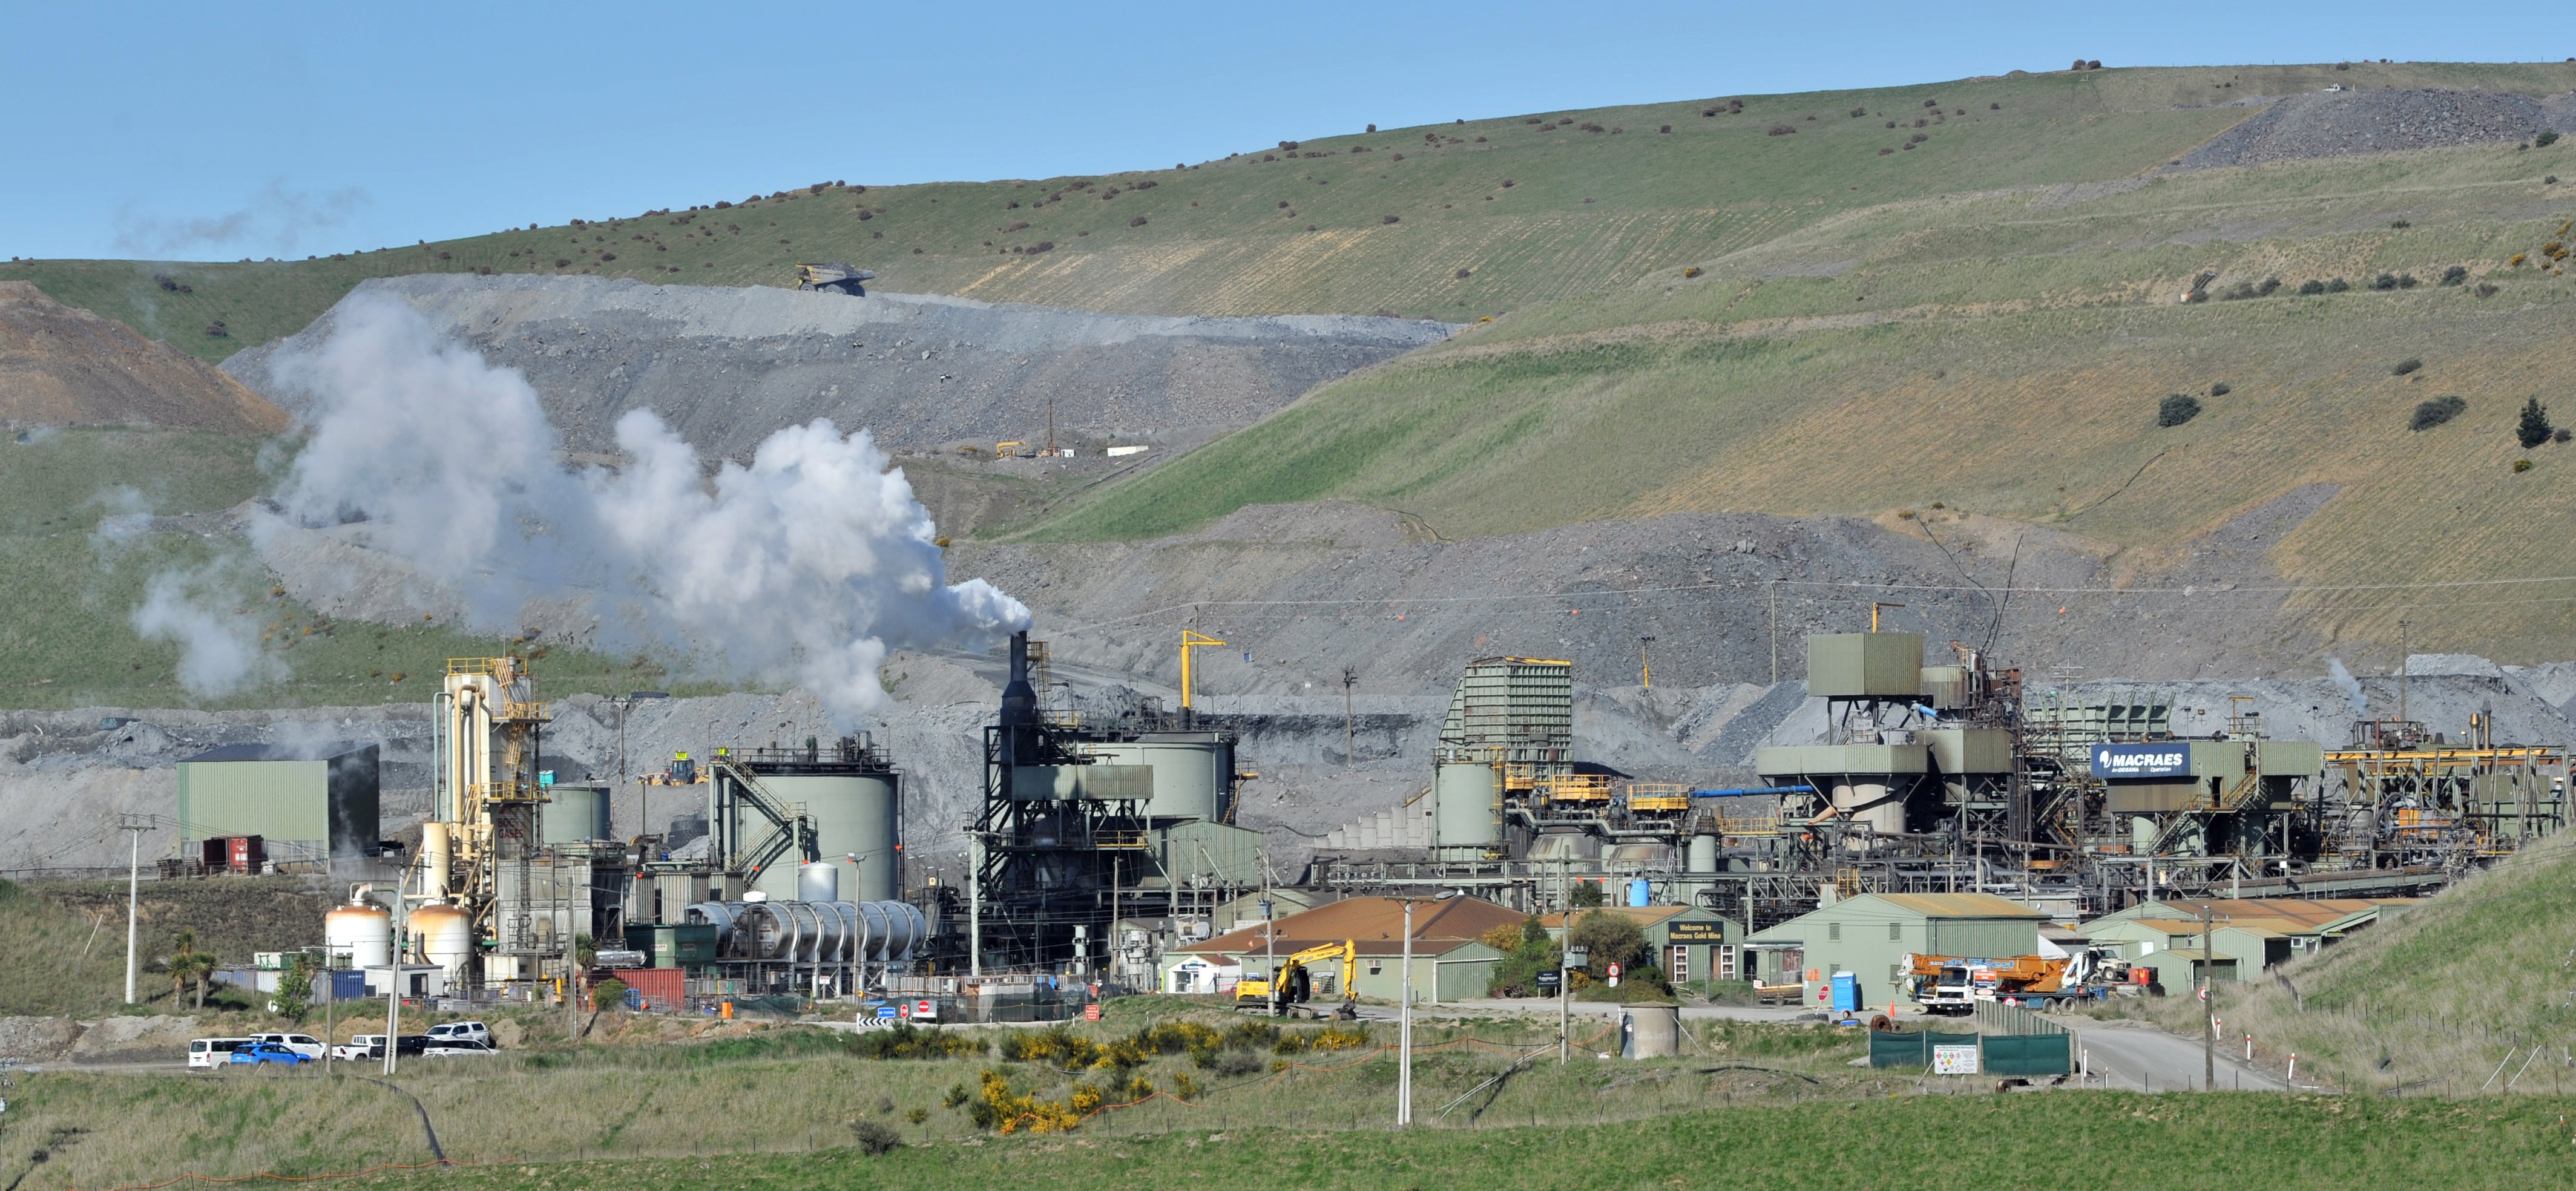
[1234,939,1360,1019]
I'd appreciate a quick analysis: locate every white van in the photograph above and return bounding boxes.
[188,1037,254,1069]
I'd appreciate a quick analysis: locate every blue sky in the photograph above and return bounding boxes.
[3,1,2566,261]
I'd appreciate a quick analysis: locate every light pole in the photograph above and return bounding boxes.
[116,815,150,1005]
[1341,666,1358,766]
[1398,899,1414,1127]
[1560,943,1588,1065]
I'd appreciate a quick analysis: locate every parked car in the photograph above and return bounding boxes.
[422,1038,498,1057]
[424,1021,491,1047]
[188,1037,254,1069]
[228,1042,311,1066]
[338,1034,431,1061]
[251,1032,326,1060]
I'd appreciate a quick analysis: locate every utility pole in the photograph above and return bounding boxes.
[968,833,984,978]
[116,815,150,1005]
[384,893,407,1076]
[1341,666,1358,766]
[1260,888,1276,1015]
[2397,619,2411,726]
[1398,900,1414,1127]
[1560,943,1587,1065]
[1768,582,1780,684]
[2200,905,2216,1092]
[1639,636,1654,689]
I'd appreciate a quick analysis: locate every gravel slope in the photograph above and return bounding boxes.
[220,275,1454,461]
[2172,88,2576,170]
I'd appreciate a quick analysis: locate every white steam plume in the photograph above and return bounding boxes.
[251,294,1028,726]
[133,558,284,695]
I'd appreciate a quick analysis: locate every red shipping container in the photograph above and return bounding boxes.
[226,835,265,874]
[619,967,685,1012]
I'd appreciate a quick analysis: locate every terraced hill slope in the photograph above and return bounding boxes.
[17,62,2575,366]
[0,282,286,433]
[1029,126,2576,663]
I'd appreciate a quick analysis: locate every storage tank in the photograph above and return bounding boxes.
[1432,760,1500,857]
[540,783,613,845]
[798,861,840,904]
[409,902,473,982]
[1687,833,1719,874]
[1623,1005,1681,1058]
[743,773,899,902]
[324,892,392,970]
[1083,732,1232,821]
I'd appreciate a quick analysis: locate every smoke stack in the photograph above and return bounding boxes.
[1000,631,1036,727]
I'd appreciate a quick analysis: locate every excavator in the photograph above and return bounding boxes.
[794,262,873,295]
[1234,939,1360,1019]
[1901,947,2132,1014]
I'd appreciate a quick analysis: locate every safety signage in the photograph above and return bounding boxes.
[1933,1045,1981,1075]
[876,1004,899,1019]
[1607,962,1622,988]
[1084,1004,1102,1022]
[2091,742,2192,779]
[913,999,938,1021]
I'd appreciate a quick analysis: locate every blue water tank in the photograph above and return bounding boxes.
[1830,971,1861,1012]
[1628,879,1650,907]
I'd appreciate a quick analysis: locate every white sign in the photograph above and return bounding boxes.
[1933,1045,1982,1075]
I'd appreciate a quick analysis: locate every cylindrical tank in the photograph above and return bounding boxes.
[409,902,473,982]
[540,784,613,845]
[1687,834,1719,874]
[746,774,899,902]
[1433,760,1501,855]
[1831,781,1904,836]
[421,822,451,897]
[325,896,392,970]
[1623,1005,1680,1058]
[1628,878,1651,908]
[798,861,840,904]
[1085,732,1232,822]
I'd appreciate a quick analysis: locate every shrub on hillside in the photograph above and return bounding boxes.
[2476,282,2500,297]
[1879,148,1894,156]
[1682,266,1701,278]
[1380,214,1400,225]
[2537,131,2561,147]
[2410,395,2468,430]
[1767,124,1796,136]
[1454,267,1471,279]
[2327,277,2351,292]
[2393,358,2423,375]
[2258,277,2282,296]
[1129,217,1147,227]
[2158,394,2202,427]
[2370,273,2399,290]
[2442,265,2469,285]
[2514,459,2535,473]
[1850,107,1867,117]
[2210,381,2232,397]
[2518,398,2555,448]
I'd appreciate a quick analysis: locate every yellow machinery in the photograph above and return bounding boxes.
[1235,939,1359,1019]
[1180,629,1226,710]
[793,262,872,295]
[1625,782,1690,816]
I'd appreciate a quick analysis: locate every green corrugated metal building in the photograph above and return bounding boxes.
[1744,893,2049,1011]
[174,743,381,861]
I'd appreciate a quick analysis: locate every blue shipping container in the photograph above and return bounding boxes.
[329,970,367,1002]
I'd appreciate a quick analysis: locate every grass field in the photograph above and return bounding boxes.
[16,62,2575,367]
[0,428,683,710]
[0,878,335,1015]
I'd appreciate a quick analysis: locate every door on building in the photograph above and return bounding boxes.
[1669,945,1689,984]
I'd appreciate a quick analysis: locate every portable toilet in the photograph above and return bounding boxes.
[1830,971,1861,1014]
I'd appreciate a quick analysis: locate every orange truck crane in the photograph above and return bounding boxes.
[1901,948,2130,1014]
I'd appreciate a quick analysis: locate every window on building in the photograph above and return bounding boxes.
[1889,962,1902,983]
[1828,922,1842,942]
[1888,922,1902,942]
[1367,960,1383,975]
[1670,945,1689,983]
[1718,945,1738,981]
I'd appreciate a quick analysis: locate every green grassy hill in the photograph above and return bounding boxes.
[18,61,2573,367]
[1024,114,2576,661]
[2138,836,2576,1095]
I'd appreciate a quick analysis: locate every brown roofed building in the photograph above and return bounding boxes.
[1161,894,1522,1002]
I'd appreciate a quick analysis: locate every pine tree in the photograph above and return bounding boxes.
[2518,398,2554,449]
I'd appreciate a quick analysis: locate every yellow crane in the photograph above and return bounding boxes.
[1235,939,1359,1019]
[1180,629,1226,710]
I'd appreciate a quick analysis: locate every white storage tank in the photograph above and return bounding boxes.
[324,891,392,970]
[1433,760,1501,856]
[409,902,474,983]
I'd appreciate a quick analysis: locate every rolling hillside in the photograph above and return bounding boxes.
[1025,114,2576,663]
[16,61,2574,367]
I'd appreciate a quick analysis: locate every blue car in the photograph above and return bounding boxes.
[228,1042,311,1066]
